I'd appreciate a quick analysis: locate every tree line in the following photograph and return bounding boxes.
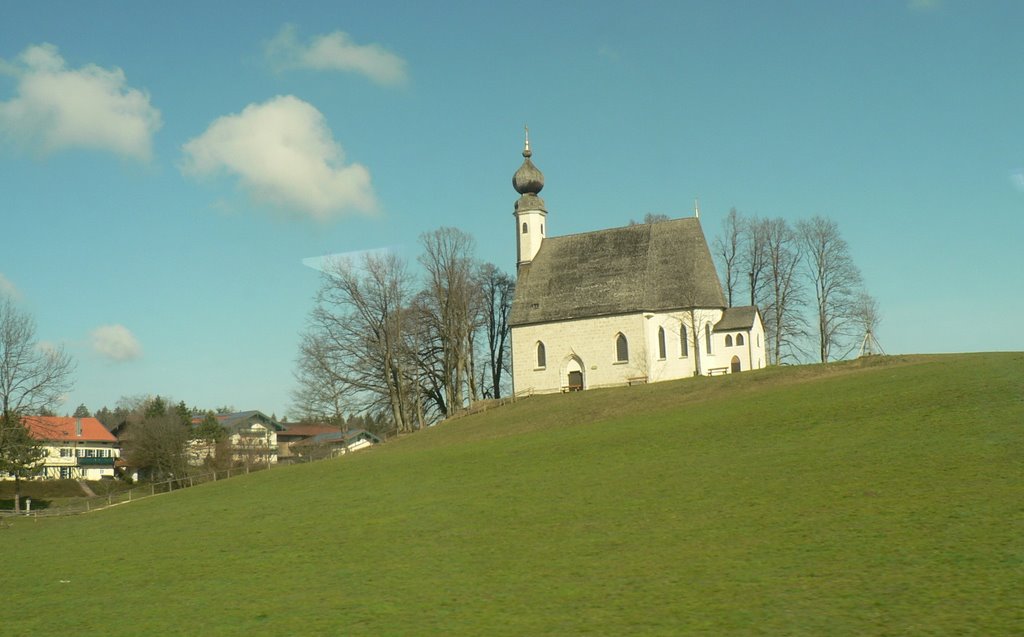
[292,226,515,434]
[712,209,879,365]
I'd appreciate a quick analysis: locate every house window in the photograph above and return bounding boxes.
[522,222,528,234]
[60,448,72,457]
[680,325,688,357]
[536,341,546,368]
[705,324,713,354]
[737,333,745,346]
[85,449,95,457]
[725,334,734,347]
[657,327,666,360]
[60,467,72,480]
[615,333,629,363]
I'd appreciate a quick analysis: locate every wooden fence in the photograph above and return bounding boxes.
[1,464,268,520]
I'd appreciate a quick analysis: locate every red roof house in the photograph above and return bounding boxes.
[15,416,120,481]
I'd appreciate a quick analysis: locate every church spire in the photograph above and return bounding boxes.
[513,126,544,196]
[513,127,547,267]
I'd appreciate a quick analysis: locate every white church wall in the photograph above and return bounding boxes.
[705,312,767,374]
[643,309,723,382]
[512,313,649,395]
[512,307,746,395]
[748,314,767,370]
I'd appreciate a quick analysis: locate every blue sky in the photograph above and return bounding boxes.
[1,1,1021,418]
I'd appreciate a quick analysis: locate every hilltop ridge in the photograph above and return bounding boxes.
[3,352,1021,636]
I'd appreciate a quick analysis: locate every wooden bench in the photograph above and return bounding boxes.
[627,376,648,386]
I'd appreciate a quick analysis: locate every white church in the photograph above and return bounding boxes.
[509,136,767,395]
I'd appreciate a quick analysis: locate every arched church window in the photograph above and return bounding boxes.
[615,333,629,363]
[705,324,713,354]
[536,342,546,369]
[680,325,688,357]
[522,222,528,234]
[725,334,734,347]
[737,333,745,346]
[541,223,544,235]
[658,327,666,360]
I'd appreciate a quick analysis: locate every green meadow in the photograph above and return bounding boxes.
[2,353,1021,635]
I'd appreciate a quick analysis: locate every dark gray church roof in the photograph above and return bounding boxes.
[714,306,760,331]
[510,217,727,326]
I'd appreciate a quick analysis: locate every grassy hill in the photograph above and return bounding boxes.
[2,353,1021,635]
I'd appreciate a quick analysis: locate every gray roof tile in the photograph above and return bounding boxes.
[714,306,760,331]
[510,217,726,326]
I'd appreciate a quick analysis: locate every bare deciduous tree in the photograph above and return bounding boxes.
[295,252,417,434]
[629,212,671,226]
[851,292,883,356]
[0,296,75,511]
[292,331,355,426]
[417,227,478,415]
[0,296,75,420]
[713,208,744,307]
[799,216,863,362]
[476,263,514,398]
[762,217,807,364]
[741,215,771,308]
[122,396,190,482]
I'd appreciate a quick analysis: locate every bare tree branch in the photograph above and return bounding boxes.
[798,216,863,362]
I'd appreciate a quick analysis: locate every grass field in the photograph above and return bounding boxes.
[2,353,1021,635]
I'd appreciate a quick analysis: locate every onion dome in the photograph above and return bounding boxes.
[513,129,544,195]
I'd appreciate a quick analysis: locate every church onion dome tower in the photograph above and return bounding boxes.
[514,127,547,266]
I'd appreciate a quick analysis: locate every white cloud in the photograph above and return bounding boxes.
[181,95,377,220]
[0,273,20,300]
[301,247,393,274]
[0,43,162,160]
[1012,169,1024,192]
[266,24,408,86]
[90,324,142,362]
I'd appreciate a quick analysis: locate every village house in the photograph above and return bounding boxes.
[275,423,343,464]
[189,410,283,466]
[288,429,381,461]
[15,416,120,480]
[509,135,767,395]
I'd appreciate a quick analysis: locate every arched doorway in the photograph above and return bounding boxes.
[731,355,741,373]
[565,356,585,391]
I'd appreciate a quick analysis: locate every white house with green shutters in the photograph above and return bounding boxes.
[14,416,120,480]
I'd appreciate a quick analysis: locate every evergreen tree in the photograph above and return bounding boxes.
[192,412,226,442]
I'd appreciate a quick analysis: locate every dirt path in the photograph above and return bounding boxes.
[77,481,96,497]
